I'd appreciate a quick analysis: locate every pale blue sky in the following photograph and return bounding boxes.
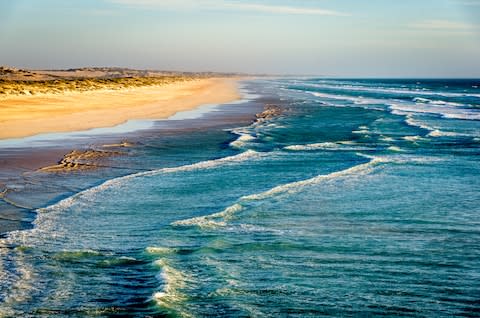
[1,0,479,77]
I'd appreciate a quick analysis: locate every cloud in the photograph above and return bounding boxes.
[410,19,476,31]
[454,0,480,6]
[109,0,349,17]
[222,3,349,16]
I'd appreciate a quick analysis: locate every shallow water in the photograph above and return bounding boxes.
[1,78,479,317]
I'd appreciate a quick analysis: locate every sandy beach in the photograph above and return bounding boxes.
[0,78,240,140]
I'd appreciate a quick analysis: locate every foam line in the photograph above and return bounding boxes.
[172,158,382,229]
[34,150,261,215]
[299,82,480,98]
[284,141,374,151]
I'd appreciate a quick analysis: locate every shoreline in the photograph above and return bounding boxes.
[0,80,265,235]
[0,77,241,140]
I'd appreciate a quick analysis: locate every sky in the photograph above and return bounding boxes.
[0,0,479,77]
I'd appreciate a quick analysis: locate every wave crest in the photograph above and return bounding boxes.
[171,158,384,230]
[284,141,374,152]
[36,150,261,215]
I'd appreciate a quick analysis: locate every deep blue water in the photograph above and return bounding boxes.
[1,78,480,317]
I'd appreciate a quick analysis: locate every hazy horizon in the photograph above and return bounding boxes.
[1,0,480,77]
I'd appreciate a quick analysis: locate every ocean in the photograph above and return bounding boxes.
[1,78,479,317]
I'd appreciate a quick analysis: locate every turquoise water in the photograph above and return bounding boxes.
[1,79,480,317]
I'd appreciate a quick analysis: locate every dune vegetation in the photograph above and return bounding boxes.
[0,76,193,97]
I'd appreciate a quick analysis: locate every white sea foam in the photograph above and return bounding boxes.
[0,246,37,315]
[380,136,395,142]
[229,134,256,149]
[387,146,404,152]
[390,109,409,117]
[311,92,380,105]
[413,97,431,103]
[172,203,243,229]
[402,135,424,142]
[413,97,464,107]
[152,259,192,316]
[389,102,480,121]
[242,159,381,201]
[304,82,480,98]
[146,247,178,255]
[160,150,260,174]
[227,124,260,149]
[35,150,261,215]
[427,130,463,137]
[311,92,361,102]
[310,88,479,121]
[402,115,469,138]
[399,113,467,138]
[284,141,373,152]
[352,129,371,135]
[358,153,443,164]
[284,142,338,151]
[308,92,386,111]
[442,112,480,120]
[403,115,435,132]
[339,140,356,145]
[235,223,285,234]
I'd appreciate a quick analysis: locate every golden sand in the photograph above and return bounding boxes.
[0,78,240,140]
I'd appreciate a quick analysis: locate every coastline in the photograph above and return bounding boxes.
[0,77,241,140]
[2,76,479,316]
[0,80,264,235]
